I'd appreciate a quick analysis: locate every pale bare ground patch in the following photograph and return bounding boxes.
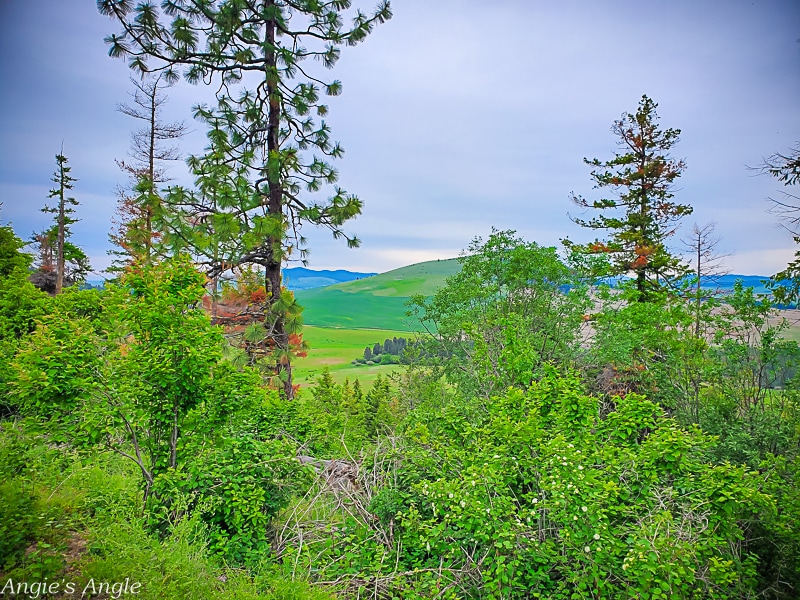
[577,293,800,349]
[317,358,346,365]
[774,308,800,341]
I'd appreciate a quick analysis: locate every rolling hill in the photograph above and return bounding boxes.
[283,266,376,290]
[295,258,461,330]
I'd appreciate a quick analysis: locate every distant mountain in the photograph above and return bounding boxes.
[701,274,770,295]
[295,258,461,330]
[602,274,771,295]
[283,267,377,291]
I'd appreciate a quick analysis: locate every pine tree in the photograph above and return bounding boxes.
[570,95,691,301]
[364,374,391,439]
[99,0,391,397]
[33,152,90,294]
[313,367,338,413]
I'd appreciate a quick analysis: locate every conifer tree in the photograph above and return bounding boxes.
[570,95,691,301]
[99,0,392,397]
[33,152,90,294]
[364,374,390,439]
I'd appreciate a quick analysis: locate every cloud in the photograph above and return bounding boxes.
[1,0,799,276]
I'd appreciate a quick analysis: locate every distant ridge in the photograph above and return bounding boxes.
[283,267,377,291]
[697,274,770,295]
[295,258,461,330]
[603,274,771,295]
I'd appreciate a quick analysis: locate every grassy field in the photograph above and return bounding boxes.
[291,259,462,389]
[777,309,800,342]
[293,325,410,387]
[328,258,461,297]
[295,258,461,330]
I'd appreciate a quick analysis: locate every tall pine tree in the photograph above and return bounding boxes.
[99,0,391,397]
[109,73,188,269]
[570,95,691,301]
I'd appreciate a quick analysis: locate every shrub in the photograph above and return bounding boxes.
[389,367,771,598]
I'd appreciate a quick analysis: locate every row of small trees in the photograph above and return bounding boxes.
[363,337,408,362]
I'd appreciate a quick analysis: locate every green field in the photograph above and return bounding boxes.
[293,325,410,387]
[295,258,461,330]
[292,259,462,388]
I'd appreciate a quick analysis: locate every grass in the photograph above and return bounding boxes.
[294,291,413,331]
[781,322,800,343]
[292,259,461,387]
[294,326,410,387]
[0,421,334,600]
[324,258,460,297]
[295,258,460,330]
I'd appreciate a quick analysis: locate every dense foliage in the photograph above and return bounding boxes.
[4,213,800,597]
[3,60,800,597]
[408,230,591,398]
[98,0,392,397]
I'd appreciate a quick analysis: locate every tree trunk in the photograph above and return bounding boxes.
[265,3,293,399]
[55,164,65,295]
[146,82,157,263]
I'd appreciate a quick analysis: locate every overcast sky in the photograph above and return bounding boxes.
[1,0,798,276]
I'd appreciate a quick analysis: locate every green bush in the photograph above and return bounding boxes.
[408,230,591,398]
[149,428,309,567]
[0,479,40,571]
[389,367,771,598]
[8,314,101,426]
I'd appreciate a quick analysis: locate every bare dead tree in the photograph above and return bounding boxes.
[109,73,188,269]
[759,144,800,235]
[751,144,800,304]
[681,222,730,338]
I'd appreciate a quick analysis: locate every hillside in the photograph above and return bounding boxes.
[283,267,376,291]
[295,258,461,330]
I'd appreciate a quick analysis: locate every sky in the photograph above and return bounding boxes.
[0,0,798,277]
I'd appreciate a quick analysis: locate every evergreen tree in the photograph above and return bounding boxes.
[32,153,91,294]
[313,367,338,414]
[364,374,391,439]
[570,95,691,301]
[373,342,382,357]
[364,345,373,362]
[99,0,391,398]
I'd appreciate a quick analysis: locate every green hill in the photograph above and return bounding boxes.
[295,258,461,330]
